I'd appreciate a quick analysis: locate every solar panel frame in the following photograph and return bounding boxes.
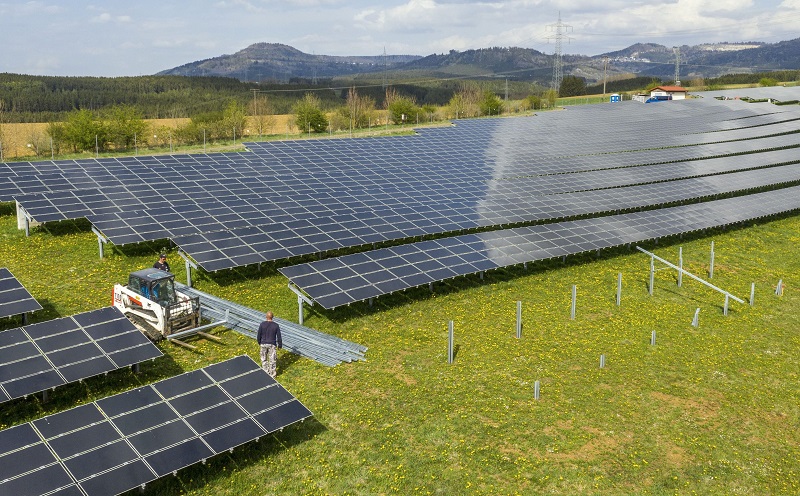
[0,307,161,403]
[0,268,42,319]
[281,184,800,308]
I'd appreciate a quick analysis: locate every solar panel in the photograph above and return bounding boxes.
[280,184,800,309]
[0,355,312,496]
[176,162,800,271]
[0,306,161,403]
[0,268,42,319]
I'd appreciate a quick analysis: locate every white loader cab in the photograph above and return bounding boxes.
[113,268,200,340]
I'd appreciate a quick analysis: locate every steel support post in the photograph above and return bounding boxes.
[447,320,454,364]
[515,301,522,339]
[649,256,655,296]
[709,241,715,279]
[185,260,193,287]
[570,285,577,320]
[176,250,198,288]
[298,294,304,325]
[750,282,755,306]
[616,272,622,306]
[678,247,683,287]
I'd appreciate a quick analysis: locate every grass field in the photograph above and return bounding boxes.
[0,116,298,160]
[0,112,445,161]
[1,199,798,495]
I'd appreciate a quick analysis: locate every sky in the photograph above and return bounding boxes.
[1,0,799,77]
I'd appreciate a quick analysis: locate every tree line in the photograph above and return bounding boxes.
[0,73,344,123]
[1,81,560,158]
[0,73,559,124]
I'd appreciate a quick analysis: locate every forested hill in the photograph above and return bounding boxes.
[159,42,421,81]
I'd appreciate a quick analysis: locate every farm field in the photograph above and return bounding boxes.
[0,116,297,160]
[0,201,798,495]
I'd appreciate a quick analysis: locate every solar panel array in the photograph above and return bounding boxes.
[7,100,799,212]
[14,122,800,222]
[280,184,800,309]
[0,306,162,403]
[12,124,800,226]
[3,99,800,282]
[172,162,800,271]
[697,86,800,102]
[0,355,312,496]
[0,267,42,319]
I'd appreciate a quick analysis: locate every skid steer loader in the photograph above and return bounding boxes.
[112,268,202,341]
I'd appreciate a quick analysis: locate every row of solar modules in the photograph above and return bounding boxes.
[0,355,312,496]
[5,101,800,207]
[245,101,799,157]
[9,121,800,215]
[1,306,162,403]
[6,111,798,227]
[0,267,42,319]
[169,162,800,271]
[698,86,800,102]
[4,101,800,282]
[279,184,800,309]
[14,132,800,245]
[245,115,800,170]
[47,148,799,246]
[2,99,777,181]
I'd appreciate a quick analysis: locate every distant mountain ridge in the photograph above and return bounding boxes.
[159,42,421,81]
[158,39,800,85]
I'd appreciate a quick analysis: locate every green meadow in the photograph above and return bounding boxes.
[1,204,798,495]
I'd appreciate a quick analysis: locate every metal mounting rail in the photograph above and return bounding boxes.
[176,283,367,366]
[636,246,745,303]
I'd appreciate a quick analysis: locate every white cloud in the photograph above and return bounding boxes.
[355,0,442,31]
[1,1,61,16]
[152,38,189,48]
[1,0,794,76]
[90,12,112,23]
[89,11,132,23]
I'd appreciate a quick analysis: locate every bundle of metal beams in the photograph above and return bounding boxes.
[175,283,366,366]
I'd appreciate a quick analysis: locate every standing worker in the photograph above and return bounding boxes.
[257,311,282,377]
[153,253,170,272]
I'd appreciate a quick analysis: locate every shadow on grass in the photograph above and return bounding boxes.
[277,348,303,376]
[33,218,94,237]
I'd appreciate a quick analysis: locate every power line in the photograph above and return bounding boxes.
[546,12,573,93]
[247,55,785,97]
